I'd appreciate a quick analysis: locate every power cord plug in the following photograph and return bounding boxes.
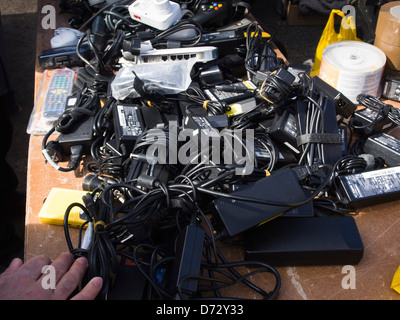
[291,163,321,182]
[69,145,84,170]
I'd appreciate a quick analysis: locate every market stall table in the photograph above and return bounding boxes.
[25,0,400,300]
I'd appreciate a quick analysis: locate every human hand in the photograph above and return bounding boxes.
[0,252,102,300]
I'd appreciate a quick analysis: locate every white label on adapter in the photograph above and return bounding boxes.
[67,97,77,106]
[342,167,400,199]
[283,113,298,139]
[116,104,143,136]
[374,134,400,152]
[117,105,126,127]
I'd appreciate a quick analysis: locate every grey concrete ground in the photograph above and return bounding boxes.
[0,0,325,267]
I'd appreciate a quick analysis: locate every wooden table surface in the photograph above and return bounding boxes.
[25,0,400,300]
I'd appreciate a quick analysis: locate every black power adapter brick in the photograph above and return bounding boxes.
[113,103,145,151]
[204,80,256,105]
[244,216,364,266]
[183,114,221,142]
[57,115,95,157]
[38,43,92,69]
[363,133,400,167]
[213,167,311,237]
[337,165,400,208]
[197,30,246,57]
[168,224,205,298]
[313,76,357,118]
[351,107,395,134]
[268,109,300,157]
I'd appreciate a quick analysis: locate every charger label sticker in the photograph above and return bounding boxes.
[374,134,400,153]
[116,104,143,137]
[342,167,400,199]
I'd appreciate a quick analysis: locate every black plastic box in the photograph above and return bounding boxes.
[244,216,364,266]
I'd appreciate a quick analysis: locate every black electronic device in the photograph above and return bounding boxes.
[257,67,295,104]
[382,73,400,102]
[168,224,205,297]
[244,216,364,266]
[259,42,278,73]
[42,91,100,172]
[183,114,221,150]
[338,125,348,155]
[363,132,400,167]
[197,30,246,56]
[112,103,145,151]
[191,1,232,27]
[351,107,394,134]
[140,105,165,130]
[198,65,225,86]
[336,165,400,208]
[313,76,357,119]
[213,167,311,237]
[204,80,256,105]
[282,200,314,217]
[287,63,311,88]
[56,115,95,158]
[230,182,315,218]
[38,44,91,69]
[268,109,300,157]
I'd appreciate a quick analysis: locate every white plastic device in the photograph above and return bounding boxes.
[120,46,218,65]
[128,0,182,30]
[51,28,84,48]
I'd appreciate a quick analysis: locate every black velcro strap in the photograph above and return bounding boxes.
[296,133,342,146]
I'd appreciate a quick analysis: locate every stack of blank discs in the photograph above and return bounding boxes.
[318,41,386,103]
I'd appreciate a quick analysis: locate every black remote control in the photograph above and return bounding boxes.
[191,2,231,27]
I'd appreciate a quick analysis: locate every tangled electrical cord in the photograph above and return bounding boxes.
[182,85,226,115]
[356,93,400,126]
[64,163,285,299]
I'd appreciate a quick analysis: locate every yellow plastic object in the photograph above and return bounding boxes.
[390,266,400,294]
[38,188,88,228]
[311,9,361,76]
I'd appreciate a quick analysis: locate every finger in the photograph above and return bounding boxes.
[53,257,89,300]
[18,256,52,280]
[1,258,23,276]
[70,277,103,300]
[40,252,74,284]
